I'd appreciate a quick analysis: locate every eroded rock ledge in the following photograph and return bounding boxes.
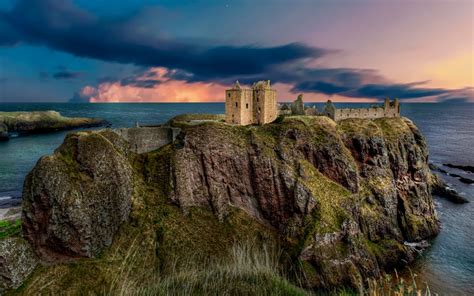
[20,115,440,292]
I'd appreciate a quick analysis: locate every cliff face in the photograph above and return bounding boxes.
[19,115,439,293]
[168,116,439,289]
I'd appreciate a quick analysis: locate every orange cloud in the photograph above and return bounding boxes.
[84,67,227,103]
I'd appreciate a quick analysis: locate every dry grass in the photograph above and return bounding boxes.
[367,269,433,296]
[103,237,432,296]
[105,240,309,296]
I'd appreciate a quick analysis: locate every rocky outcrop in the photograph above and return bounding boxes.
[0,237,38,290]
[430,173,468,203]
[443,163,474,173]
[20,115,440,292]
[430,163,474,185]
[22,131,133,261]
[0,111,107,139]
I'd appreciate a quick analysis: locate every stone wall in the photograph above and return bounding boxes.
[335,107,386,121]
[254,88,277,124]
[323,99,400,121]
[112,126,181,154]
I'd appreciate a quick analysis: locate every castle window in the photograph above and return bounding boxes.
[246,103,249,109]
[236,102,238,107]
[228,93,231,98]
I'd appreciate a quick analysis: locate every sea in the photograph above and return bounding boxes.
[0,102,473,295]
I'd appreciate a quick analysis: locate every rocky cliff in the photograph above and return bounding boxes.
[16,115,439,294]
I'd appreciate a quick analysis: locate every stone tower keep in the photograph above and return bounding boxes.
[225,81,254,125]
[225,80,278,125]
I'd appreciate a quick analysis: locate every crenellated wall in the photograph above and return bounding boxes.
[112,126,181,154]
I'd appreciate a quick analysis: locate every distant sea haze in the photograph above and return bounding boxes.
[0,102,473,294]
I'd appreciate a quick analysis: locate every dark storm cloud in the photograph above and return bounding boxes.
[0,14,20,46]
[281,69,462,100]
[53,70,82,80]
[345,83,446,99]
[292,81,350,95]
[292,78,450,100]
[0,0,328,80]
[38,67,82,80]
[434,88,474,103]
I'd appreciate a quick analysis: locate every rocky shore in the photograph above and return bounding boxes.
[1,115,443,293]
[0,111,108,141]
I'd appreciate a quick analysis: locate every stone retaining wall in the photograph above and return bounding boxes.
[112,126,181,154]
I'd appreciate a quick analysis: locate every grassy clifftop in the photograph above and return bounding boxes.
[9,115,439,294]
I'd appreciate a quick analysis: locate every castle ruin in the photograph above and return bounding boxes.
[323,98,400,121]
[225,80,278,125]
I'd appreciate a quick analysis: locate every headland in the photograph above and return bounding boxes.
[0,111,108,141]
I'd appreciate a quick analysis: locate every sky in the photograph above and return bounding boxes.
[0,0,472,103]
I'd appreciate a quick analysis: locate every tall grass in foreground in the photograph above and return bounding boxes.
[106,240,307,296]
[366,269,434,296]
[105,239,433,296]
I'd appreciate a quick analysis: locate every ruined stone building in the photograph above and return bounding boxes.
[323,98,400,121]
[290,94,305,115]
[225,80,278,125]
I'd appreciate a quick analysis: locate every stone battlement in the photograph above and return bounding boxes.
[323,98,400,121]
